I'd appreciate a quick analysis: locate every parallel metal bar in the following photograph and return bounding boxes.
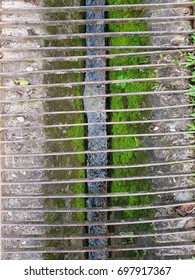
[2,201,195,212]
[0,30,194,41]
[0,90,190,104]
[3,244,195,254]
[1,159,195,172]
[1,145,195,158]
[0,76,194,91]
[1,173,195,186]
[3,243,195,254]
[0,62,187,77]
[0,49,193,63]
[0,2,192,13]
[2,230,194,241]
[0,105,194,118]
[1,46,194,52]
[2,216,192,227]
[2,186,195,200]
[1,118,194,131]
[2,130,195,145]
[0,16,194,27]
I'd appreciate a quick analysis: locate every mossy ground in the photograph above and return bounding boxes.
[43,0,86,260]
[42,0,156,260]
[107,0,156,258]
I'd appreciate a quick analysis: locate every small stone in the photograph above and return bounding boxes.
[167,207,175,216]
[17,117,25,122]
[182,8,191,16]
[170,36,184,46]
[184,218,195,229]
[26,66,34,72]
[25,0,39,4]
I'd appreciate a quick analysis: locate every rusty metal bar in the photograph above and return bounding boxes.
[1,145,195,158]
[2,186,195,200]
[3,244,195,255]
[1,15,195,26]
[1,159,195,172]
[2,216,192,227]
[0,62,188,77]
[2,130,195,146]
[1,118,194,131]
[0,16,194,27]
[1,131,195,146]
[0,2,192,13]
[0,75,194,91]
[1,173,195,186]
[0,104,194,118]
[0,49,194,63]
[2,200,195,212]
[2,229,194,241]
[1,46,194,53]
[0,89,191,104]
[3,243,195,254]
[1,30,194,41]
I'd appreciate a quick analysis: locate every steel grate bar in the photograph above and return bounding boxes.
[3,243,195,254]
[0,62,188,76]
[0,16,194,27]
[0,75,194,90]
[0,104,194,117]
[1,46,194,52]
[2,229,195,241]
[1,118,194,131]
[2,186,195,199]
[1,30,195,41]
[0,89,191,103]
[2,200,195,212]
[1,49,194,63]
[0,2,192,13]
[3,216,193,227]
[1,159,195,172]
[1,173,195,186]
[1,145,195,158]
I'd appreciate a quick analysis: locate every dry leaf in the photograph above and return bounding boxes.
[24,0,40,4]
[14,79,30,86]
[27,28,37,36]
[175,204,195,216]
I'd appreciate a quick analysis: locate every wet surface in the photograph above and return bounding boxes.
[84,0,108,259]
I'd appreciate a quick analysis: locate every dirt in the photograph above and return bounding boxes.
[145,0,195,258]
[0,0,48,260]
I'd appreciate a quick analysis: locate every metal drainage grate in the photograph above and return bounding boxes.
[0,0,195,260]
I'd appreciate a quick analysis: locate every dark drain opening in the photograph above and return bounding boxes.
[84,0,109,260]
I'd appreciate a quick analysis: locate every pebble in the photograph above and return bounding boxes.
[17,117,25,122]
[26,66,34,72]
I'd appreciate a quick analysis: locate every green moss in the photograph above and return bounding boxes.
[43,0,85,260]
[107,0,156,258]
[42,0,156,260]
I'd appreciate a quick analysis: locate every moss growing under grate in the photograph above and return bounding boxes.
[43,0,86,260]
[107,0,156,259]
